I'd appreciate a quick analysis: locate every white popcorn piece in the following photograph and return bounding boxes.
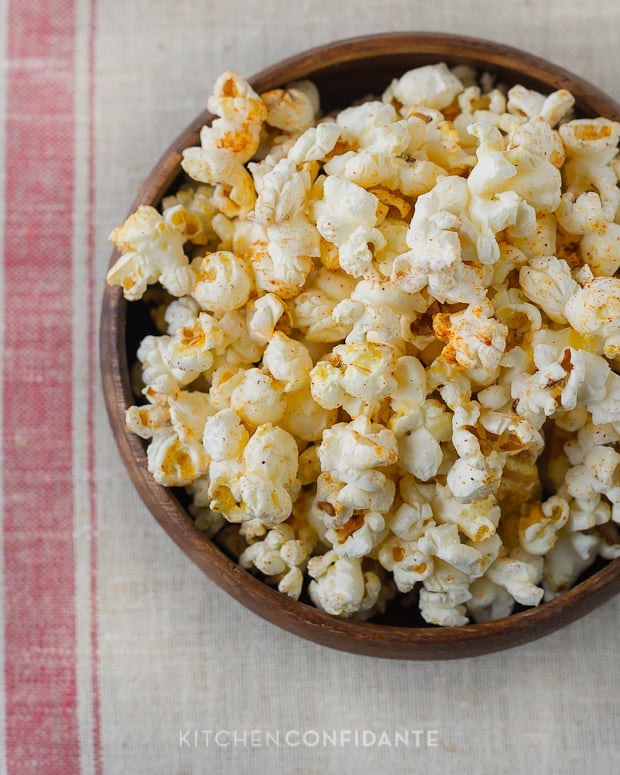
[262,331,313,392]
[417,524,485,577]
[181,72,267,217]
[560,118,620,220]
[466,577,515,623]
[511,338,611,429]
[107,206,194,300]
[378,535,434,593]
[202,408,249,461]
[317,416,398,524]
[326,510,387,559]
[313,176,386,277]
[384,63,463,111]
[518,496,569,555]
[253,158,313,224]
[307,551,382,617]
[288,121,341,163]
[543,529,600,598]
[230,368,286,427]
[580,222,620,277]
[239,423,299,527]
[486,555,544,607]
[389,357,451,481]
[164,296,201,335]
[246,293,291,344]
[239,514,318,599]
[279,385,338,443]
[192,251,253,314]
[433,298,507,375]
[564,277,620,359]
[311,339,400,418]
[291,267,357,342]
[336,101,410,156]
[261,80,319,134]
[519,256,579,324]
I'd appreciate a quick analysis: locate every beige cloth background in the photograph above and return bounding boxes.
[5,0,619,773]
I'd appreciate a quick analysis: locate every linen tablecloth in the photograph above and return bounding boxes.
[1,0,619,773]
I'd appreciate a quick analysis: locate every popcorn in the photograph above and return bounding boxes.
[192,251,253,313]
[313,176,386,277]
[308,551,382,617]
[564,277,620,358]
[261,80,319,134]
[111,64,620,626]
[316,416,397,524]
[107,206,194,300]
[310,340,399,418]
[519,256,579,324]
[262,332,313,392]
[384,63,463,111]
[181,72,267,217]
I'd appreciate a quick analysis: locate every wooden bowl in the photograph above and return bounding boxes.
[101,32,620,659]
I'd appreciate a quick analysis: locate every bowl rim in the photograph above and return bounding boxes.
[100,31,620,659]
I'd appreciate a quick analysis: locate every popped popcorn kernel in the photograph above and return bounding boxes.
[111,63,620,626]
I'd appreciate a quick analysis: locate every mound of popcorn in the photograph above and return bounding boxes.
[108,64,620,625]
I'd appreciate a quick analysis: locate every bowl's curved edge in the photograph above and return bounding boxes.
[100,31,620,660]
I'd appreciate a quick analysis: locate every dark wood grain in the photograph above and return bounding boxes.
[100,32,620,659]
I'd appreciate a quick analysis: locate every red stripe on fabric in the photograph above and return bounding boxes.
[2,1,79,773]
[87,0,103,772]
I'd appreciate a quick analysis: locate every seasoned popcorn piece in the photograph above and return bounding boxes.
[181,72,267,218]
[310,340,399,418]
[165,312,224,374]
[417,524,485,577]
[307,551,382,617]
[543,529,600,599]
[433,298,507,378]
[383,63,464,111]
[316,416,398,525]
[230,367,286,427]
[107,205,194,300]
[262,331,313,392]
[518,496,569,555]
[378,534,434,592]
[246,292,291,344]
[191,251,253,313]
[388,356,451,481]
[239,423,300,527]
[466,577,515,623]
[485,548,544,607]
[240,513,318,599]
[579,222,620,277]
[313,176,386,277]
[564,277,620,359]
[290,267,357,342]
[560,118,620,221]
[162,186,222,247]
[519,256,579,324]
[447,402,505,502]
[326,511,388,559]
[432,486,500,543]
[261,80,319,134]
[146,429,209,487]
